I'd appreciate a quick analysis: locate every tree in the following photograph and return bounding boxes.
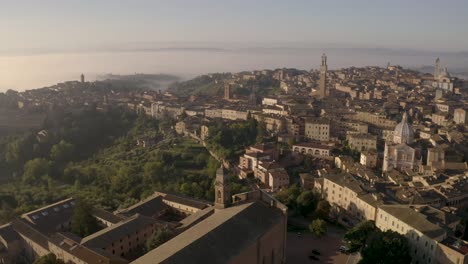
[50,140,75,163]
[344,220,377,253]
[296,191,317,217]
[146,228,173,251]
[71,200,100,237]
[315,200,331,220]
[143,161,164,184]
[180,182,193,196]
[33,253,65,264]
[256,119,265,143]
[309,218,327,237]
[274,185,301,209]
[22,158,49,184]
[359,230,412,264]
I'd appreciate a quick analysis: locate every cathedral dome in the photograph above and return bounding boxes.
[393,112,414,144]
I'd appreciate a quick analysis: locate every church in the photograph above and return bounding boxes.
[0,166,288,264]
[383,112,422,172]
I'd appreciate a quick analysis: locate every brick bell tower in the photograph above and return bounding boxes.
[214,165,231,209]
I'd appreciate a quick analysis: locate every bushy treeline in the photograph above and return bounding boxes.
[0,107,231,224]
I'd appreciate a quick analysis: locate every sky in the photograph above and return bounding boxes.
[1,0,468,53]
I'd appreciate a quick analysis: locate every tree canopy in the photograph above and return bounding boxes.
[146,228,174,251]
[309,218,327,237]
[344,220,412,264]
[71,200,100,237]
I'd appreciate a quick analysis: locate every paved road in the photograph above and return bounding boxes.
[286,223,355,264]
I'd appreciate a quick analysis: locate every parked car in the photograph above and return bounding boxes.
[339,245,349,253]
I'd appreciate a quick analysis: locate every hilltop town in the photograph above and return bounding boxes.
[1,55,468,264]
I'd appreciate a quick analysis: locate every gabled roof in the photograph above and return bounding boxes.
[0,224,20,245]
[115,194,168,217]
[81,214,156,249]
[133,201,284,264]
[379,205,447,239]
[11,219,49,250]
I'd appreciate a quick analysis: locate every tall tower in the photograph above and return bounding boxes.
[224,84,230,100]
[319,53,328,98]
[80,73,85,83]
[434,58,440,80]
[214,165,230,209]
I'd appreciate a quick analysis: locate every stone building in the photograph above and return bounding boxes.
[454,108,468,125]
[360,150,378,168]
[305,118,330,141]
[376,205,460,264]
[0,179,288,264]
[346,133,377,151]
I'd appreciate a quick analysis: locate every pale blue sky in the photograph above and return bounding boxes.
[1,0,468,52]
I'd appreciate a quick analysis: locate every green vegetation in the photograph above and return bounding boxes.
[100,74,180,91]
[71,200,100,237]
[295,191,318,217]
[344,220,412,264]
[344,220,377,252]
[274,185,325,218]
[205,117,258,160]
[146,228,174,251]
[314,200,331,220]
[168,74,230,96]
[309,218,327,237]
[0,106,241,224]
[337,141,361,161]
[167,72,282,98]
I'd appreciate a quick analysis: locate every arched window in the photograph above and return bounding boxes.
[217,190,222,202]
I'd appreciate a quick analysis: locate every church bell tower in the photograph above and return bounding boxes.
[215,165,231,209]
[319,53,328,98]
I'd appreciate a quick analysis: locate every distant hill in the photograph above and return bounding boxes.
[97,73,181,91]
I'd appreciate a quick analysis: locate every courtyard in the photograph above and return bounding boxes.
[286,223,360,264]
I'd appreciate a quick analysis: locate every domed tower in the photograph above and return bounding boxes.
[214,165,230,209]
[393,112,414,144]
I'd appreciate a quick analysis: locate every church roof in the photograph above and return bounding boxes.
[133,201,284,264]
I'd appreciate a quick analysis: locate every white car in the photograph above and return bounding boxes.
[339,246,348,252]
